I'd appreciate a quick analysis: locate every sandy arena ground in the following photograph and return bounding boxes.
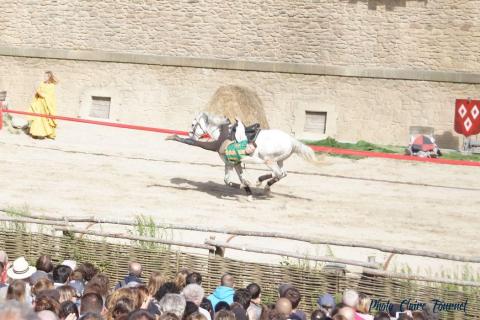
[0,122,479,275]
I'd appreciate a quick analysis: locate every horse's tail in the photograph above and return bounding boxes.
[292,138,320,163]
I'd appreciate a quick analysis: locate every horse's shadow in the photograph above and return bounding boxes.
[147,178,312,201]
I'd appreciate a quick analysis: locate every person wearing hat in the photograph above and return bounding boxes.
[0,256,37,304]
[317,293,335,317]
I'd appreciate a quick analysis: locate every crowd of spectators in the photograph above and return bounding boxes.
[0,251,439,320]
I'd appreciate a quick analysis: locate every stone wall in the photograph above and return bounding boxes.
[1,56,476,148]
[0,0,479,72]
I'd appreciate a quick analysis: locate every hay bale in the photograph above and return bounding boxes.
[205,85,269,128]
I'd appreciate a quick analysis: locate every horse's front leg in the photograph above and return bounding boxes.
[220,154,240,188]
[234,164,253,201]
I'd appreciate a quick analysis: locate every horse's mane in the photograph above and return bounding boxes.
[202,112,230,126]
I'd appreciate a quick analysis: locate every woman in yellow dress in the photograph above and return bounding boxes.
[28,71,58,139]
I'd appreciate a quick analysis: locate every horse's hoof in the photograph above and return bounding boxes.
[247,195,254,202]
[264,186,271,194]
[242,179,253,187]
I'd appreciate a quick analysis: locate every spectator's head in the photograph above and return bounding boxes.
[356,294,370,314]
[159,294,186,319]
[184,301,199,319]
[220,273,234,288]
[200,298,213,319]
[6,279,27,303]
[284,287,301,310]
[70,270,84,282]
[185,312,208,320]
[106,288,136,315]
[30,271,50,286]
[311,310,328,320]
[278,284,293,297]
[57,285,76,303]
[37,311,58,320]
[80,292,103,315]
[59,301,79,320]
[80,313,104,320]
[268,309,287,320]
[36,256,53,273]
[214,310,236,320]
[247,283,261,304]
[132,285,149,309]
[234,288,251,310]
[32,278,53,296]
[35,289,60,303]
[341,290,359,309]
[373,312,390,320]
[0,301,39,320]
[112,297,136,320]
[317,293,335,316]
[128,310,156,320]
[186,272,202,286]
[182,284,204,306]
[34,296,60,314]
[76,263,98,282]
[7,257,36,282]
[335,307,355,320]
[148,271,168,296]
[154,282,180,301]
[128,262,142,277]
[52,265,72,285]
[214,301,231,313]
[275,298,292,317]
[159,313,180,320]
[85,274,110,298]
[398,314,413,320]
[175,269,190,290]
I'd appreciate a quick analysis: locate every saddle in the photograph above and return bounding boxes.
[229,122,261,144]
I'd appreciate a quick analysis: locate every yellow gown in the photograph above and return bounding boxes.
[28,82,57,139]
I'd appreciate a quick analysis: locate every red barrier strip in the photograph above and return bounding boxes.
[310,145,480,167]
[2,109,480,167]
[3,109,189,136]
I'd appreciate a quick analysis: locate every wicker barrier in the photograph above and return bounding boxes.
[0,228,478,319]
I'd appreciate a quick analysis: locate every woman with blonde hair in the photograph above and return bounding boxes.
[28,70,58,139]
[6,279,27,303]
[57,285,77,303]
[356,293,373,320]
[147,271,168,296]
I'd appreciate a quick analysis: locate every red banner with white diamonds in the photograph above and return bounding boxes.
[454,99,480,137]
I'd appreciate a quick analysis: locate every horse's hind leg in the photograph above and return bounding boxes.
[264,160,286,193]
[256,174,273,187]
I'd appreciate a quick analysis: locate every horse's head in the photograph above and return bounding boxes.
[189,112,209,139]
[189,112,229,139]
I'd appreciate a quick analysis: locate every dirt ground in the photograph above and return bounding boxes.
[0,122,479,276]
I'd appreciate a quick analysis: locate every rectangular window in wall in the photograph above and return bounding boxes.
[304,111,327,133]
[89,96,111,119]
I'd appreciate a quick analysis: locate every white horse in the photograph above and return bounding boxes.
[188,112,318,196]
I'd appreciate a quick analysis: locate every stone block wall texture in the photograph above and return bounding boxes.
[1,57,477,148]
[0,0,479,72]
